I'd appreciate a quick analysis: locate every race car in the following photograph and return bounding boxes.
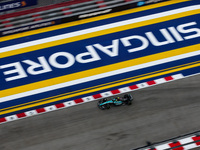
[97,94,133,110]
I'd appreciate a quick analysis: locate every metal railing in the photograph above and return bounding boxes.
[132,130,200,150]
[0,0,139,31]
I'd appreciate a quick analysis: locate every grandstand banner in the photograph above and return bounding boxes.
[62,0,170,21]
[1,20,60,36]
[0,0,37,12]
[0,0,169,36]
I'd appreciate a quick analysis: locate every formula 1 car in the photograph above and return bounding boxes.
[97,94,133,110]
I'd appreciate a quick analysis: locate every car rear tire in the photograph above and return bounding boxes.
[98,104,106,110]
[126,100,132,105]
[98,103,110,110]
[105,104,110,109]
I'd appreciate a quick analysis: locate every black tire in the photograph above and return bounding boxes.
[98,103,110,110]
[99,98,107,103]
[123,94,133,105]
[105,104,110,109]
[98,104,106,110]
[126,100,132,105]
[124,94,129,99]
[102,98,107,102]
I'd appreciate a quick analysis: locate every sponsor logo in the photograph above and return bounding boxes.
[137,1,145,6]
[0,22,200,82]
[0,0,36,12]
[21,1,27,7]
[0,2,21,11]
[2,21,54,35]
[78,9,112,18]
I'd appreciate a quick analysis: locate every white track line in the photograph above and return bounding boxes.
[0,73,184,124]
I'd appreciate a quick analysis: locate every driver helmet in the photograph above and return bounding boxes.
[116,97,120,101]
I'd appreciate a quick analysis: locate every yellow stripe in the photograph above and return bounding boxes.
[0,0,189,42]
[1,60,199,113]
[1,60,199,115]
[1,8,198,59]
[1,44,200,98]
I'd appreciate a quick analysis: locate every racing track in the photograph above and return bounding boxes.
[1,74,200,150]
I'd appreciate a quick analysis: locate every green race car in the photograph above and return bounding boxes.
[97,94,133,110]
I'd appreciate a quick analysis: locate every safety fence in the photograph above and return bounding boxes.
[132,130,200,150]
[0,0,169,36]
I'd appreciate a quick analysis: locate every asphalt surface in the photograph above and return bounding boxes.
[1,74,200,150]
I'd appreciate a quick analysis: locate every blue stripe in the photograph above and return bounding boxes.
[1,54,200,118]
[1,61,200,118]
[1,0,200,118]
[0,13,199,90]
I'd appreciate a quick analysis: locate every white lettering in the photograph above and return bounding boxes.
[159,29,175,43]
[22,57,52,75]
[0,62,27,81]
[120,35,149,52]
[49,52,75,68]
[146,29,175,46]
[93,40,119,57]
[177,22,200,40]
[168,26,184,41]
[0,2,21,11]
[76,46,101,63]
[13,2,21,8]
[79,9,112,18]
[1,21,200,82]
